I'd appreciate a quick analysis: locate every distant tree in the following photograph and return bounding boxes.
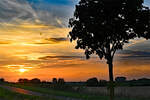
[41,81,47,83]
[128,78,150,86]
[115,77,126,82]
[52,78,57,84]
[137,78,150,83]
[18,79,23,83]
[99,80,107,86]
[69,0,150,99]
[58,78,65,85]
[0,78,4,83]
[86,77,99,87]
[138,78,150,80]
[30,78,41,84]
[18,78,29,83]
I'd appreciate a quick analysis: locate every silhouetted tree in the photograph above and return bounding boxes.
[18,78,29,83]
[41,80,46,83]
[30,78,41,84]
[99,80,107,86]
[86,77,99,87]
[52,78,57,84]
[69,0,150,99]
[138,78,150,82]
[115,77,126,82]
[58,78,65,85]
[0,78,4,83]
[18,79,23,83]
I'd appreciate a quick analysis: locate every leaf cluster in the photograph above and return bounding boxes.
[69,0,150,62]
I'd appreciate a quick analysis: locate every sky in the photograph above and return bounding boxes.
[0,0,150,82]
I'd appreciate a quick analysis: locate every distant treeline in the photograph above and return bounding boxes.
[86,77,150,87]
[1,77,150,87]
[17,78,65,85]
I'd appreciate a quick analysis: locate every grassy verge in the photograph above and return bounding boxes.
[0,86,56,100]
[6,83,109,100]
[5,83,146,100]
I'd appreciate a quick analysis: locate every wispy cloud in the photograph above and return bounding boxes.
[38,55,84,60]
[45,37,68,43]
[144,0,150,7]
[0,0,75,27]
[118,50,150,59]
[0,41,12,44]
[0,0,37,22]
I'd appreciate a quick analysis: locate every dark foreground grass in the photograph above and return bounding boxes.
[5,83,146,100]
[6,83,109,100]
[0,86,56,100]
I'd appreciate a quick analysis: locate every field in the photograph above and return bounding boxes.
[83,86,150,99]
[0,83,149,100]
[0,86,55,100]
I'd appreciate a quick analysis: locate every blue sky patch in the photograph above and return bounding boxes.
[27,0,76,5]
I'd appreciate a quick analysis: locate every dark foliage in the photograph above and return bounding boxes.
[99,80,108,86]
[58,78,65,85]
[69,0,150,63]
[52,78,57,84]
[18,78,29,83]
[18,78,41,84]
[0,78,5,82]
[69,0,150,99]
[115,77,127,82]
[30,78,41,84]
[86,77,99,87]
[51,78,66,90]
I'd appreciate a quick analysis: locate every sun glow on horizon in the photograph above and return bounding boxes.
[19,68,27,73]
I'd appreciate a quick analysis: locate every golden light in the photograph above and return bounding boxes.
[19,69,27,73]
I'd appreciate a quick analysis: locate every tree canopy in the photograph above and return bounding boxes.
[69,0,150,64]
[69,1,150,99]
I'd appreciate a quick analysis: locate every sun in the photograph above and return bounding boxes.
[19,69,27,73]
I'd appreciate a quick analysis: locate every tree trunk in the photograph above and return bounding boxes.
[108,62,114,100]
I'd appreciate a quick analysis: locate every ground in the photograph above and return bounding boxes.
[0,83,149,100]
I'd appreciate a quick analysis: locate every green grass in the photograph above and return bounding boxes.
[6,83,109,100]
[5,83,146,100]
[0,86,56,100]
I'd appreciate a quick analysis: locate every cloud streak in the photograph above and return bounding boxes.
[0,0,37,22]
[38,55,84,60]
[118,50,150,59]
[0,0,75,27]
[45,37,68,43]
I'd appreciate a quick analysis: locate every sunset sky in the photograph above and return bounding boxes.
[0,0,150,82]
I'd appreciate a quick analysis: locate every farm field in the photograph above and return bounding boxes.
[1,83,149,100]
[83,86,150,98]
[0,86,54,100]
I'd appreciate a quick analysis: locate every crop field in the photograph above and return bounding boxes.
[1,83,149,100]
[83,86,150,99]
[0,86,55,100]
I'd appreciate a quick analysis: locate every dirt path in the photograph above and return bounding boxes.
[0,85,84,100]
[0,85,43,96]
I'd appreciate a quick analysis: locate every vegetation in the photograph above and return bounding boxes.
[86,77,99,87]
[69,0,150,100]
[6,83,108,100]
[4,83,149,100]
[18,78,41,84]
[0,86,55,100]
